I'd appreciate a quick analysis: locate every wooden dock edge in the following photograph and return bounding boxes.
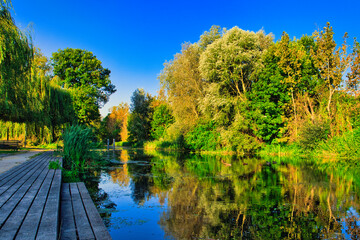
[60,182,112,240]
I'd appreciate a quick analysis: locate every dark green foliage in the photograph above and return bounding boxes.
[151,104,174,140]
[51,48,116,125]
[62,125,98,172]
[299,121,330,150]
[48,159,61,169]
[0,7,33,122]
[185,120,219,151]
[249,45,290,143]
[127,89,153,144]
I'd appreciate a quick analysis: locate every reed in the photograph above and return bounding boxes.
[62,125,98,172]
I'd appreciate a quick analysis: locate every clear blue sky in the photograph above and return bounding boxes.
[12,0,360,117]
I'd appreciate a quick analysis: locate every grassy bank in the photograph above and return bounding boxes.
[142,128,360,167]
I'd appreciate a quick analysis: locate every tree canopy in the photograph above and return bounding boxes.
[51,48,116,125]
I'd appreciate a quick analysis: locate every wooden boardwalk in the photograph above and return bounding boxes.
[0,151,61,239]
[0,151,111,240]
[60,183,111,240]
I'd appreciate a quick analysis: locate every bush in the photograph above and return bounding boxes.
[144,134,186,151]
[185,121,219,151]
[321,128,360,160]
[299,121,330,151]
[220,129,261,155]
[62,125,98,172]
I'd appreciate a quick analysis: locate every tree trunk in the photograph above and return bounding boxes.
[306,96,315,123]
[24,124,27,148]
[291,90,298,137]
[327,89,334,116]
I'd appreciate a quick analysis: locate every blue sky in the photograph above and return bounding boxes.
[12,0,360,117]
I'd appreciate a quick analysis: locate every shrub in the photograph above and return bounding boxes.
[220,129,261,155]
[299,121,330,151]
[185,121,219,151]
[48,160,61,169]
[62,125,98,171]
[321,128,360,160]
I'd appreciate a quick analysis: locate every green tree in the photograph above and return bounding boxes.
[160,43,204,132]
[249,44,290,143]
[151,104,174,140]
[275,33,306,136]
[0,4,33,122]
[199,27,273,99]
[159,26,222,137]
[198,25,223,50]
[127,88,153,144]
[312,23,350,116]
[197,27,272,153]
[51,48,116,125]
[347,38,360,96]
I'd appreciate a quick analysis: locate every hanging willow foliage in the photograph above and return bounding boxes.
[0,2,77,144]
[0,5,33,122]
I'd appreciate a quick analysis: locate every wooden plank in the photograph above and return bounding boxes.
[70,183,95,240]
[15,170,55,240]
[0,157,36,183]
[0,153,49,191]
[60,183,77,240]
[0,165,49,239]
[0,153,48,187]
[0,157,48,207]
[78,182,112,240]
[36,169,62,240]
[0,161,49,227]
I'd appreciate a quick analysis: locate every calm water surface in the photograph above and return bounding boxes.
[80,149,360,239]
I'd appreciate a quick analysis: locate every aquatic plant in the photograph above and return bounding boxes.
[62,124,98,172]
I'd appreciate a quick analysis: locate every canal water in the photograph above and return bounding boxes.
[80,149,360,239]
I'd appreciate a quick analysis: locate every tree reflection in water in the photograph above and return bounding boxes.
[81,149,360,239]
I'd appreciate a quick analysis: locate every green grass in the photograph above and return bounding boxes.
[144,139,185,151]
[258,143,301,158]
[48,159,61,169]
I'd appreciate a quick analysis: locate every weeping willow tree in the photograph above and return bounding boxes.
[0,50,76,144]
[0,1,77,144]
[0,1,33,122]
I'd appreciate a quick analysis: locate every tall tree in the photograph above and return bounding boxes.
[151,104,174,140]
[127,88,153,143]
[199,27,273,99]
[159,26,222,135]
[347,38,360,96]
[274,33,306,136]
[51,48,116,125]
[0,3,33,122]
[159,43,204,131]
[312,23,350,116]
[249,43,291,143]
